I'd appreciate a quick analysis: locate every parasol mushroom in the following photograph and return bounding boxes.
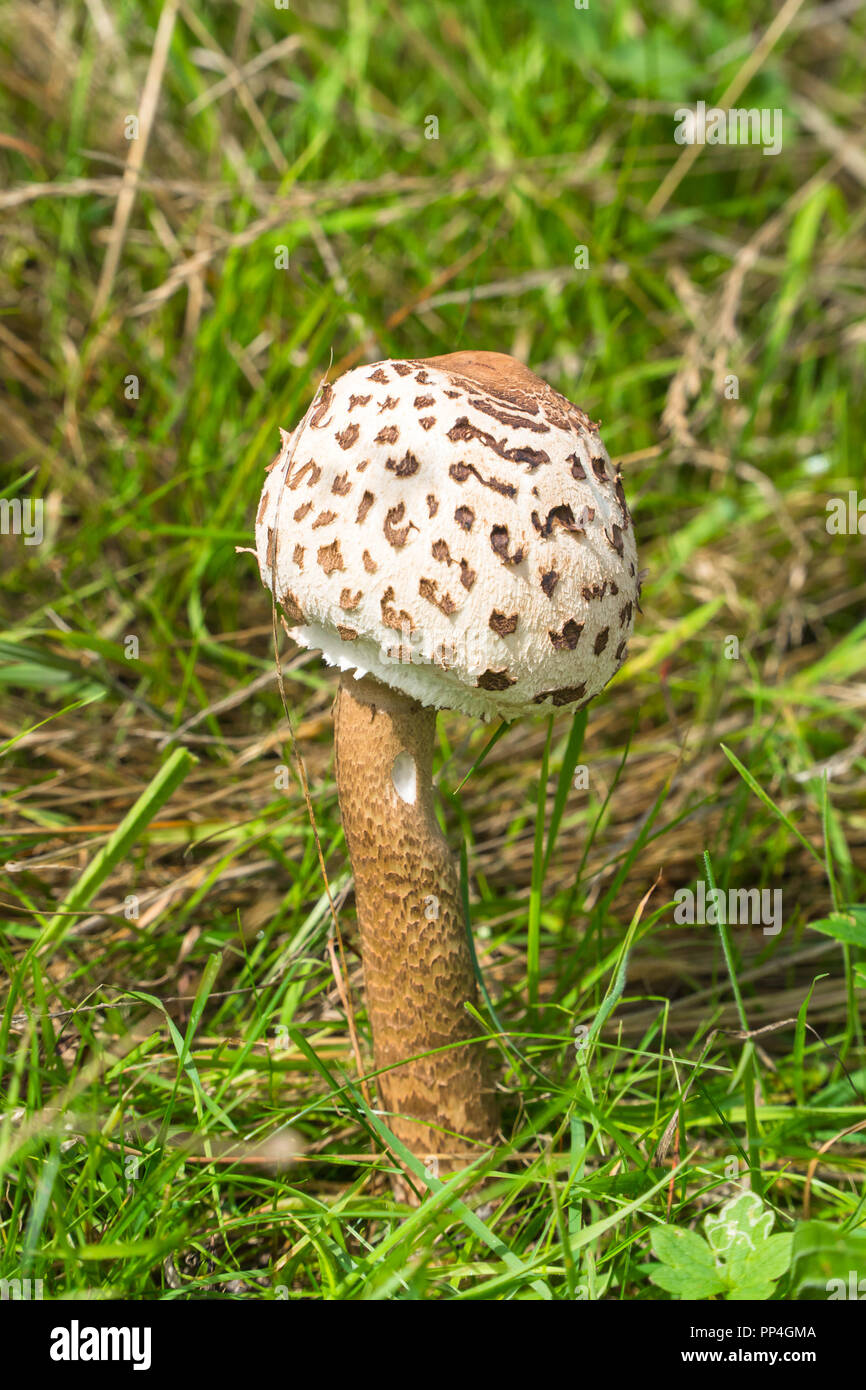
[254,351,639,1177]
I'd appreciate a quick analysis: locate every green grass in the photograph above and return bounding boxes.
[1,0,865,1299]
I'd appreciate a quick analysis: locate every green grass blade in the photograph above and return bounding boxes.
[36,747,197,953]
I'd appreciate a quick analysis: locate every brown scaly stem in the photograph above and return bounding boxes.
[333,674,499,1179]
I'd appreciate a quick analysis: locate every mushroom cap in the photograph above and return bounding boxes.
[254,351,639,720]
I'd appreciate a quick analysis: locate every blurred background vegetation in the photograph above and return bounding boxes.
[0,0,864,1299]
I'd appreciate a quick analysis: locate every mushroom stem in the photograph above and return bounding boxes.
[334,674,499,1174]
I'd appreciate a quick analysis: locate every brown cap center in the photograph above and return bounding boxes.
[417,351,553,403]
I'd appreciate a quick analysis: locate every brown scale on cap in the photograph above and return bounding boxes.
[386,451,420,477]
[533,682,587,706]
[317,540,344,574]
[594,627,610,655]
[308,383,333,428]
[467,396,552,434]
[419,577,458,615]
[419,416,436,430]
[447,419,550,471]
[287,458,321,490]
[340,588,362,611]
[380,587,414,631]
[449,459,516,498]
[335,424,360,450]
[384,503,415,547]
[431,639,457,670]
[489,610,518,637]
[356,491,375,524]
[376,426,400,445]
[312,509,337,529]
[282,590,305,623]
[490,524,525,565]
[426,494,439,517]
[549,619,583,651]
[294,501,313,522]
[431,536,476,591]
[532,503,587,539]
[477,668,516,691]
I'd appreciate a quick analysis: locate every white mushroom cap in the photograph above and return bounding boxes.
[254,352,639,720]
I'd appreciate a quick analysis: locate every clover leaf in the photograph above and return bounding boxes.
[649,1191,792,1300]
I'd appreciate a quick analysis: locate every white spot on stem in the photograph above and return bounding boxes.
[391,752,416,805]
